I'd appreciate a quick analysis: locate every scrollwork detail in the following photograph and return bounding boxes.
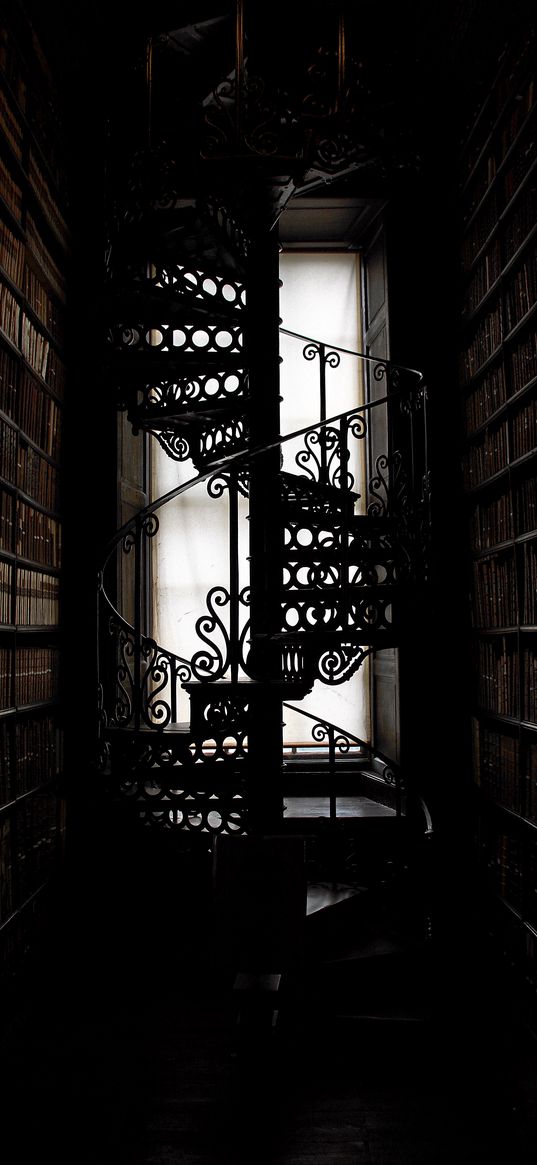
[191,587,230,681]
[317,643,373,685]
[154,430,191,462]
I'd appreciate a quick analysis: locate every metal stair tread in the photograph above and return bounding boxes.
[103,286,245,327]
[114,217,247,278]
[136,399,250,427]
[107,350,246,371]
[183,678,312,697]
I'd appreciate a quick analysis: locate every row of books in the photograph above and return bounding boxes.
[461,192,499,272]
[1,427,60,515]
[15,501,61,568]
[463,420,508,488]
[18,367,61,456]
[0,792,62,924]
[497,76,535,164]
[45,345,65,400]
[476,637,519,716]
[461,157,535,279]
[0,645,60,710]
[20,311,49,381]
[0,85,23,162]
[472,731,535,824]
[511,397,537,460]
[0,217,24,288]
[14,567,60,626]
[25,265,64,347]
[460,60,535,189]
[463,327,536,444]
[0,559,12,622]
[464,239,502,316]
[0,27,27,115]
[17,441,59,511]
[510,326,537,396]
[482,829,537,925]
[0,487,12,553]
[504,125,537,205]
[1,335,63,454]
[0,279,20,346]
[0,714,61,812]
[470,491,513,552]
[0,341,17,416]
[1,32,68,198]
[28,152,69,250]
[504,182,537,265]
[0,153,22,225]
[504,248,537,332]
[523,649,537,721]
[473,552,518,628]
[473,720,521,814]
[0,414,17,484]
[15,790,61,907]
[463,363,507,436]
[460,302,503,385]
[528,742,537,822]
[523,543,537,624]
[26,213,66,304]
[516,476,537,537]
[1,0,67,975]
[465,116,536,243]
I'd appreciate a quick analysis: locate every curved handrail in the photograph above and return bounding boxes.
[279,327,425,384]
[282,701,400,776]
[100,370,425,573]
[283,702,434,837]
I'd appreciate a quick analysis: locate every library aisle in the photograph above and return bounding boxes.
[1,854,537,1165]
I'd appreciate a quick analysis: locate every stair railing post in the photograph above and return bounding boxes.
[229,468,239,685]
[328,724,338,887]
[133,514,142,731]
[247,228,285,832]
[318,341,328,484]
[339,413,350,630]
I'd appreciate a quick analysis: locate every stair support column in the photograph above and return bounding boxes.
[246,228,284,832]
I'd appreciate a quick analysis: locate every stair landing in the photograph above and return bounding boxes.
[283,795,395,819]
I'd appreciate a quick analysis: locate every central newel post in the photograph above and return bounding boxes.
[246,226,286,834]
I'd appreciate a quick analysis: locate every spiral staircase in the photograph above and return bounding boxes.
[96,4,434,1028]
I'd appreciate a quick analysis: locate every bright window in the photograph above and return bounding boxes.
[151,250,370,744]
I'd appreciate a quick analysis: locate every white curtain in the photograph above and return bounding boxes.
[279,252,370,745]
[152,251,370,743]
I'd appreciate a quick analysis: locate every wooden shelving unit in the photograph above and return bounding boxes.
[458,22,537,1013]
[0,5,68,980]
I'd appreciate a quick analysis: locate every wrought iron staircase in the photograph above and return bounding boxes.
[98,184,429,845]
[93,4,438,1045]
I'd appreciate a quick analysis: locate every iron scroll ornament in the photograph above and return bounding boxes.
[190,586,231,680]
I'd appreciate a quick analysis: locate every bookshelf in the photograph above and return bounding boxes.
[0,6,68,982]
[459,23,537,1014]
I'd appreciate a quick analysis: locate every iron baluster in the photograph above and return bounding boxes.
[229,469,240,684]
[133,515,142,731]
[339,414,350,628]
[328,723,337,823]
[170,654,177,724]
[318,342,328,482]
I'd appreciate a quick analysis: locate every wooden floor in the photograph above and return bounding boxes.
[283,796,395,819]
[1,846,537,1165]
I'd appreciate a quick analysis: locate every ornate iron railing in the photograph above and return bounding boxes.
[100,353,426,714]
[282,701,404,818]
